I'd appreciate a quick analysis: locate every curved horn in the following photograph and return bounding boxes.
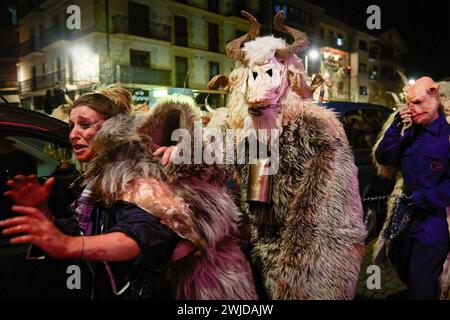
[226,10,261,61]
[385,91,401,105]
[309,74,327,91]
[396,70,408,87]
[207,74,229,90]
[274,11,309,61]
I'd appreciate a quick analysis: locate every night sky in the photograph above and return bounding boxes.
[312,0,450,80]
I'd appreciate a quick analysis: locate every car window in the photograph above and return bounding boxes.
[1,134,79,228]
[0,135,75,179]
[343,109,391,150]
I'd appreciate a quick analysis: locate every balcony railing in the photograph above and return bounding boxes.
[117,65,171,86]
[112,15,171,42]
[0,70,18,89]
[112,14,128,34]
[19,69,65,94]
[149,21,172,42]
[19,27,67,57]
[19,25,100,57]
[40,25,70,48]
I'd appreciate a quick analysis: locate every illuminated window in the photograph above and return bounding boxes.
[337,35,344,47]
[274,4,288,17]
[369,66,378,80]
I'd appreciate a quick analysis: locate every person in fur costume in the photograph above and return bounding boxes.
[207,11,366,300]
[85,94,257,299]
[373,77,450,300]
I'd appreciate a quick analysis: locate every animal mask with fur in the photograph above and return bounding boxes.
[217,11,325,140]
[403,76,443,125]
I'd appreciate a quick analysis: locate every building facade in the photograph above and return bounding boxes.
[0,0,19,105]
[17,0,259,108]
[271,1,407,106]
[16,0,407,109]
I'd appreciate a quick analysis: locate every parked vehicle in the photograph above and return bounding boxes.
[321,101,396,243]
[0,104,84,299]
[0,103,77,252]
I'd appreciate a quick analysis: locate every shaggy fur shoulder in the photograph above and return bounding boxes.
[298,102,349,143]
[371,112,399,179]
[118,176,258,300]
[138,94,200,149]
[243,36,287,66]
[86,96,257,300]
[139,94,233,186]
[167,180,257,299]
[119,177,206,250]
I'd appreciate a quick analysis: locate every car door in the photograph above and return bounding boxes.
[0,131,87,299]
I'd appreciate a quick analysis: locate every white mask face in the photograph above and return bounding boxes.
[245,57,287,108]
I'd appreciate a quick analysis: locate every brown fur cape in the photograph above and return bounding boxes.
[84,95,257,300]
[228,94,367,299]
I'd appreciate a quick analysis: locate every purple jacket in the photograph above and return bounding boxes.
[375,114,450,243]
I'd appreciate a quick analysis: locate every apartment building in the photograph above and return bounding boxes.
[0,1,19,105]
[270,0,407,105]
[16,0,407,108]
[17,0,259,108]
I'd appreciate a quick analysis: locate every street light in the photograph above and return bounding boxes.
[408,79,416,85]
[69,45,99,83]
[153,89,168,98]
[305,49,319,76]
[308,49,320,60]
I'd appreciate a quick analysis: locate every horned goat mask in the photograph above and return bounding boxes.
[209,10,326,109]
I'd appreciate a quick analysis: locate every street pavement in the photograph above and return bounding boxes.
[356,238,407,300]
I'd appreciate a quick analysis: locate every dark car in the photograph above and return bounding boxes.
[0,103,83,299]
[321,101,396,243]
[0,103,78,247]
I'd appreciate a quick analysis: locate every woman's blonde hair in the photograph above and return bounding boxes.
[71,87,132,119]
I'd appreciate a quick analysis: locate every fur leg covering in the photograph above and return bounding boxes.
[168,182,257,299]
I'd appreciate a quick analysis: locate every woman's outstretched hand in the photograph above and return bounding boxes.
[4,175,55,212]
[0,205,78,259]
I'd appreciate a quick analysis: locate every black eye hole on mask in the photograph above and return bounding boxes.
[252,71,258,80]
[266,69,273,77]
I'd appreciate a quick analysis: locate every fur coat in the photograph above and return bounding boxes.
[231,96,367,300]
[84,95,257,300]
[372,109,450,300]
